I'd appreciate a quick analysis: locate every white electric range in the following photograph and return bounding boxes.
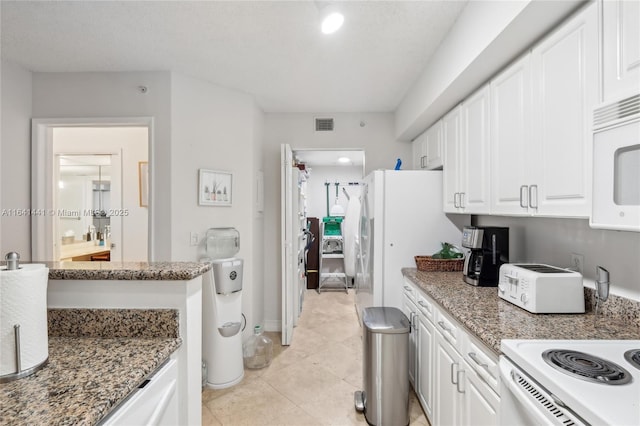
[500,339,640,426]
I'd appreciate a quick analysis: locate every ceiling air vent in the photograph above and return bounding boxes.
[315,118,334,132]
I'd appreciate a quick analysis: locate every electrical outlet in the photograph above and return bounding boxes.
[571,253,584,274]
[190,232,199,246]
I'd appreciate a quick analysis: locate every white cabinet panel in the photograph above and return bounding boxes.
[417,315,435,421]
[403,293,418,388]
[101,358,178,426]
[461,364,500,426]
[412,131,426,170]
[412,122,443,170]
[601,0,640,102]
[461,85,492,214]
[425,121,443,170]
[490,54,532,215]
[442,105,462,213]
[531,1,597,217]
[491,2,597,218]
[435,331,463,426]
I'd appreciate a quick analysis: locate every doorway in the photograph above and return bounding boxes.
[31,118,151,262]
[280,146,365,345]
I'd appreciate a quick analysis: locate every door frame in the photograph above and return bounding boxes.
[31,117,154,261]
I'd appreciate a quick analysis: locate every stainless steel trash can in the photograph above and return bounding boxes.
[355,307,410,426]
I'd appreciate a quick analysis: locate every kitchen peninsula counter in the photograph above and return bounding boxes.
[40,261,207,425]
[44,260,211,281]
[0,336,181,425]
[402,268,640,355]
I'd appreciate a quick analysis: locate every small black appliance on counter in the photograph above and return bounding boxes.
[461,226,509,286]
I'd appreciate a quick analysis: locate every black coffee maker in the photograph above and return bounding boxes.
[461,226,509,286]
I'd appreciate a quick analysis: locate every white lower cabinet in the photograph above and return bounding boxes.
[100,357,179,426]
[434,330,464,426]
[405,280,500,425]
[461,360,500,426]
[403,291,419,388]
[417,307,435,420]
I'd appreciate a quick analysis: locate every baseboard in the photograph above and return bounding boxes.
[263,319,281,332]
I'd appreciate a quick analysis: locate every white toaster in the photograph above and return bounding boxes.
[498,263,585,313]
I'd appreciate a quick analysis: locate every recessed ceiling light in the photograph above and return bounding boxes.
[321,6,344,34]
[337,156,351,164]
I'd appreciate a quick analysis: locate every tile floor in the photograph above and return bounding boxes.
[202,289,430,425]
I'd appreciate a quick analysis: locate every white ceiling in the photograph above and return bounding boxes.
[1,0,467,113]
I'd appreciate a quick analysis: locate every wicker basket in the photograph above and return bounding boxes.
[414,255,464,272]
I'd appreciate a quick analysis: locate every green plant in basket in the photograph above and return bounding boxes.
[432,242,463,259]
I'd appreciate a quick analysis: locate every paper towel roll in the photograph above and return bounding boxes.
[0,264,49,380]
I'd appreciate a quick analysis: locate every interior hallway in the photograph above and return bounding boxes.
[202,289,430,425]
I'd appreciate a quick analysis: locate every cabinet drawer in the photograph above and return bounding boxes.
[416,292,434,323]
[463,335,499,395]
[435,309,462,353]
[99,357,178,426]
[402,278,417,303]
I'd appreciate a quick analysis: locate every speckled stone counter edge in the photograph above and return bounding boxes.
[36,261,211,280]
[49,308,179,338]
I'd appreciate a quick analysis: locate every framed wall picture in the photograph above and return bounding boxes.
[138,161,149,207]
[199,169,232,206]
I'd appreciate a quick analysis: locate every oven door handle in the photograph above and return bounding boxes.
[499,359,570,426]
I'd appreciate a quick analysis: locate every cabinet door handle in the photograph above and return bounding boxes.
[456,370,465,393]
[409,311,417,331]
[529,184,538,209]
[468,352,495,380]
[437,320,450,334]
[454,192,460,208]
[418,300,431,313]
[519,185,528,209]
[451,362,458,385]
[460,192,465,209]
[403,286,412,292]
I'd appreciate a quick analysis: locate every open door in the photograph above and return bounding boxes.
[280,143,295,345]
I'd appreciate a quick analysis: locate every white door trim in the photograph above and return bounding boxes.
[31,117,154,261]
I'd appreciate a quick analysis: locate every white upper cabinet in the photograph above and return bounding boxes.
[412,122,443,170]
[491,2,597,217]
[490,55,532,215]
[460,85,491,214]
[601,0,640,102]
[412,130,427,170]
[425,121,443,170]
[531,2,597,217]
[443,86,491,215]
[443,106,462,213]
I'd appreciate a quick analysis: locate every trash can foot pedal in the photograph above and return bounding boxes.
[354,390,364,412]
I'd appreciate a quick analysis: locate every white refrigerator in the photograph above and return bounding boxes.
[354,170,468,318]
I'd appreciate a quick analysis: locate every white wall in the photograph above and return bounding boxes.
[395,0,583,141]
[52,127,149,261]
[262,112,407,328]
[475,215,640,301]
[0,60,33,260]
[304,165,362,220]
[31,71,173,260]
[170,72,264,335]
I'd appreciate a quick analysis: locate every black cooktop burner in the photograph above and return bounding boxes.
[542,349,632,385]
[624,349,640,370]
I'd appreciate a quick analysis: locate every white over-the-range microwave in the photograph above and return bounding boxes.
[591,93,640,232]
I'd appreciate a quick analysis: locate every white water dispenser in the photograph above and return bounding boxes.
[202,227,244,389]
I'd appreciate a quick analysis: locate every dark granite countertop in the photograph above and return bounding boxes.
[0,309,181,425]
[39,261,211,280]
[402,268,640,355]
[0,337,181,425]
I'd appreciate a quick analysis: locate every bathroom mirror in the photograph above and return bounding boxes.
[56,155,114,261]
